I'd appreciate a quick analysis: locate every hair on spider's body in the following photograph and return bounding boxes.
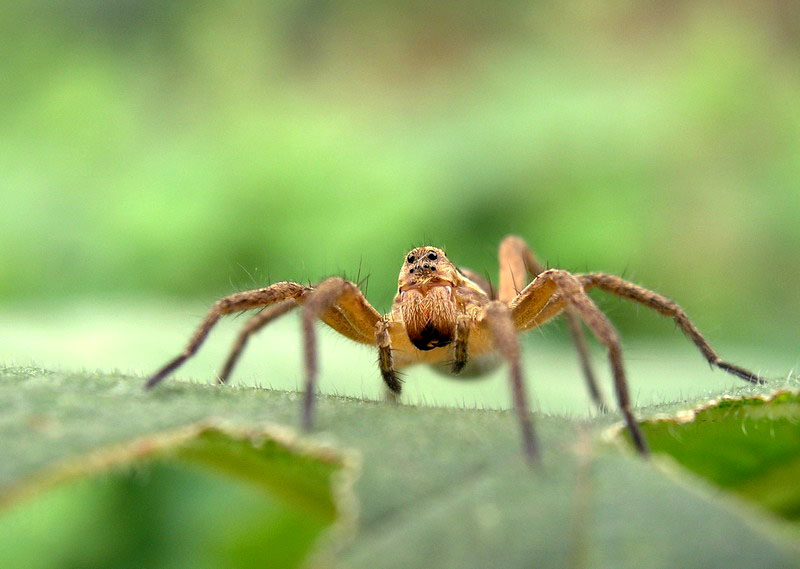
[145,236,768,463]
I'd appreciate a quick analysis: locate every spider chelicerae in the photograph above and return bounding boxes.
[145,235,765,462]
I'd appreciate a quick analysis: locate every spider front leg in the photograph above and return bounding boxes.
[451,314,471,374]
[375,319,402,403]
[482,301,538,463]
[300,277,382,429]
[498,236,607,412]
[144,282,307,389]
[511,270,650,456]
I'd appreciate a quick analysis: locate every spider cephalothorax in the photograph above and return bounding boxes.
[396,247,463,350]
[145,236,767,463]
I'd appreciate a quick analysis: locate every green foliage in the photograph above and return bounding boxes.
[0,413,351,569]
[640,391,800,523]
[2,366,799,568]
[2,2,800,341]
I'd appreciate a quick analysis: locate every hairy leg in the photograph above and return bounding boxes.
[498,236,535,303]
[499,236,606,410]
[375,318,402,402]
[511,269,650,455]
[300,277,382,429]
[579,273,766,384]
[563,308,607,412]
[458,267,494,298]
[144,282,307,389]
[483,301,538,463]
[451,314,471,374]
[217,299,298,384]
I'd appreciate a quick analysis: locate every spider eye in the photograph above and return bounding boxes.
[427,251,437,261]
[407,254,415,264]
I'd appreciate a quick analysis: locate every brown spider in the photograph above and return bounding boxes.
[145,235,765,462]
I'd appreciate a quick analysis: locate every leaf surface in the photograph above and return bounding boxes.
[2,366,799,568]
[636,391,800,524]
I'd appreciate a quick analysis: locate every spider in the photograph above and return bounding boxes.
[145,235,765,462]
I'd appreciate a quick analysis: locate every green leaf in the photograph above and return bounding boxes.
[2,365,799,568]
[636,391,800,524]
[0,385,356,569]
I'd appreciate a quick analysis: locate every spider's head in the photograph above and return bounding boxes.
[397,246,458,293]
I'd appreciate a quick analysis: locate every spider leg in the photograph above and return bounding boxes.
[458,267,494,298]
[482,301,538,463]
[144,282,307,389]
[564,309,608,412]
[217,299,298,384]
[499,236,606,411]
[511,269,650,455]
[579,273,767,384]
[376,318,402,402]
[498,235,539,303]
[450,314,471,374]
[300,277,381,429]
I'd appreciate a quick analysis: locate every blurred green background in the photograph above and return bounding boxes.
[1,1,799,397]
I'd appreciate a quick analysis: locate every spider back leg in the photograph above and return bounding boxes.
[580,273,767,384]
[144,282,306,389]
[217,299,298,384]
